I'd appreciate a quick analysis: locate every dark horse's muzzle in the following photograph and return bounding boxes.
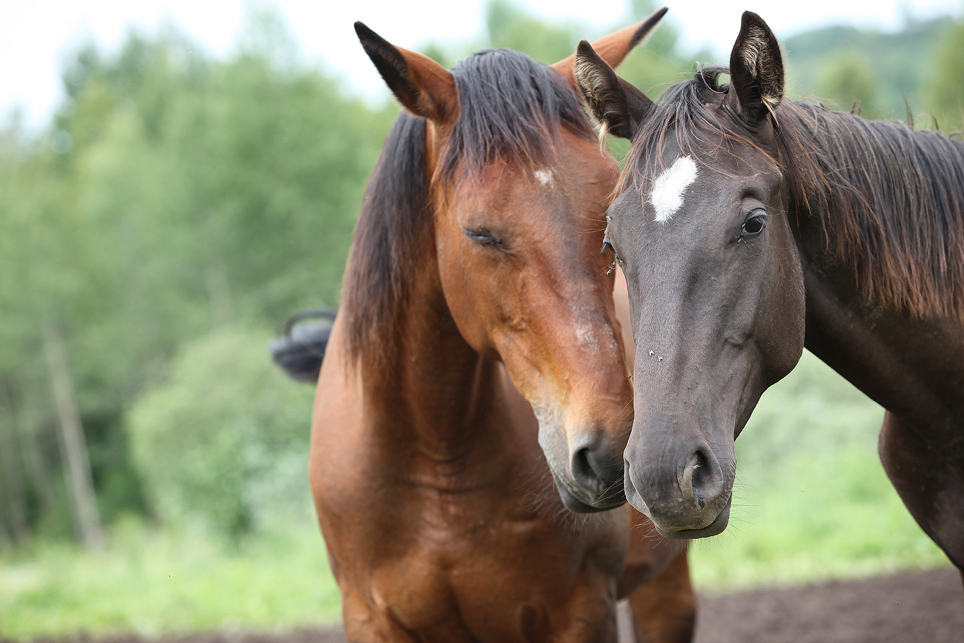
[624,410,733,537]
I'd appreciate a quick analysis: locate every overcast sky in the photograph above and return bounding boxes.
[0,0,960,131]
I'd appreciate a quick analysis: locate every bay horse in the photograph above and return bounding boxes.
[307,14,695,642]
[574,11,964,582]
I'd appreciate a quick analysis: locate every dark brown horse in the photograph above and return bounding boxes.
[574,11,964,582]
[308,15,695,642]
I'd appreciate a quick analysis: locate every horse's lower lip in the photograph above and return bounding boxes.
[558,485,610,513]
[653,501,732,540]
[554,474,627,513]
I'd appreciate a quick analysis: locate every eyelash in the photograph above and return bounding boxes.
[464,228,505,248]
[738,210,768,242]
[602,240,622,272]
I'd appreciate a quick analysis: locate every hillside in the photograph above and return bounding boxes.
[782,17,952,119]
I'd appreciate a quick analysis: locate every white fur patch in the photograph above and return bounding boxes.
[574,320,598,351]
[649,156,698,223]
[534,169,554,188]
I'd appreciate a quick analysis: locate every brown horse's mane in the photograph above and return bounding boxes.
[628,65,964,322]
[341,49,596,370]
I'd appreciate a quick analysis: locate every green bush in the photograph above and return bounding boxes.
[126,326,315,539]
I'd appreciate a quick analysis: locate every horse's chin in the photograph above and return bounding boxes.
[654,502,730,539]
[558,486,610,513]
[551,471,627,514]
[629,492,732,539]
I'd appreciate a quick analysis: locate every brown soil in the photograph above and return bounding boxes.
[13,568,962,643]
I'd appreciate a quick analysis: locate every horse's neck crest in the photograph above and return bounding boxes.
[649,156,698,223]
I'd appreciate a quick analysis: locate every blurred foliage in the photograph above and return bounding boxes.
[782,18,951,120]
[127,326,315,539]
[924,18,964,131]
[0,9,392,545]
[815,50,879,116]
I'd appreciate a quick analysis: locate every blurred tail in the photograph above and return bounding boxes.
[268,308,337,384]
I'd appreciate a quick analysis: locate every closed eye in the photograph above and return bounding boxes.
[463,227,505,248]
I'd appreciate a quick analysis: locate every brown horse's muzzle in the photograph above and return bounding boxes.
[624,409,734,537]
[536,407,628,512]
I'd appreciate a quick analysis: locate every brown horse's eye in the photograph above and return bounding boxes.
[464,227,505,248]
[739,211,768,240]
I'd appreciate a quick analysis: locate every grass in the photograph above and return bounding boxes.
[688,444,949,590]
[0,519,341,640]
[0,353,954,639]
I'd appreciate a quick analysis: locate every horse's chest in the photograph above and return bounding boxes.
[351,511,620,642]
[367,545,616,642]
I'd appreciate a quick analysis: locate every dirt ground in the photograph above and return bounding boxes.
[17,567,963,643]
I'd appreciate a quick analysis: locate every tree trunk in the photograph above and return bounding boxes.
[0,382,30,543]
[21,406,55,518]
[0,515,8,548]
[42,317,104,550]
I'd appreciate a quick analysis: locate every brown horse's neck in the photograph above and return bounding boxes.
[357,242,536,481]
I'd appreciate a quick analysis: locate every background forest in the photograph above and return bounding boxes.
[1,0,962,637]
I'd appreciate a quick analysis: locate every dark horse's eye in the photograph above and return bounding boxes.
[739,210,768,240]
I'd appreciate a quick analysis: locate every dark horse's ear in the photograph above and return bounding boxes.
[355,22,458,124]
[573,40,655,139]
[727,11,784,125]
[552,7,668,89]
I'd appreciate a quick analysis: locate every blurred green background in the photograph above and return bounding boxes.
[0,0,960,638]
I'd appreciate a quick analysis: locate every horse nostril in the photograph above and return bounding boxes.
[572,447,594,485]
[691,451,708,508]
[679,448,719,509]
[571,445,623,496]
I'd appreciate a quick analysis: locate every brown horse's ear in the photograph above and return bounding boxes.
[727,11,784,125]
[551,7,668,88]
[574,40,654,139]
[355,22,458,124]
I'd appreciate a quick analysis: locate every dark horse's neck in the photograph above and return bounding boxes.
[781,103,964,423]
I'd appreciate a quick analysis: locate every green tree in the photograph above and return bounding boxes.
[816,50,879,116]
[126,326,315,539]
[0,9,393,546]
[484,0,577,63]
[925,19,964,130]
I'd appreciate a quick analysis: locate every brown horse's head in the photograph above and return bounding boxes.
[355,12,668,511]
[574,12,805,533]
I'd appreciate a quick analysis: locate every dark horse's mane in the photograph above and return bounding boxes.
[628,65,964,322]
[341,49,595,369]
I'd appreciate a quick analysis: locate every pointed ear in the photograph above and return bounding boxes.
[355,22,458,124]
[574,41,654,139]
[552,7,668,88]
[727,12,784,124]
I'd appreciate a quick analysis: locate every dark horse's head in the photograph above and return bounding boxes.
[349,12,668,511]
[573,12,806,535]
